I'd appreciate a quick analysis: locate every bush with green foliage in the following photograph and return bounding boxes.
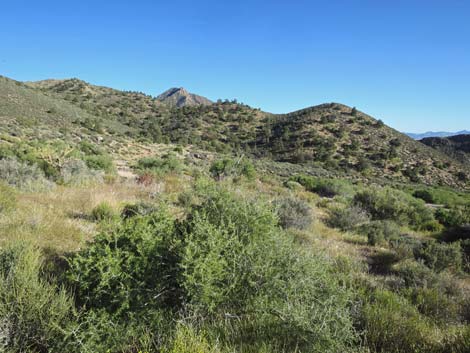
[274,196,313,230]
[416,241,462,273]
[353,187,434,229]
[435,205,470,227]
[360,289,440,353]
[67,207,181,317]
[460,239,470,273]
[136,153,182,175]
[180,187,358,352]
[209,157,256,180]
[290,175,353,197]
[405,287,460,324]
[368,249,401,274]
[84,154,115,173]
[360,220,400,246]
[67,185,359,352]
[90,202,116,222]
[0,242,75,352]
[413,189,435,203]
[327,205,369,231]
[393,259,439,288]
[79,141,105,156]
[389,235,424,260]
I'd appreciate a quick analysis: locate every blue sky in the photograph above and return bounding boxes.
[1,0,469,132]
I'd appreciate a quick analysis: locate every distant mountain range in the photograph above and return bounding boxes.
[405,131,470,140]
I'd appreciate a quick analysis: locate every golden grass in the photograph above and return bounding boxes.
[0,181,152,252]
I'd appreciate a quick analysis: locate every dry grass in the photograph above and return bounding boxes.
[0,181,152,252]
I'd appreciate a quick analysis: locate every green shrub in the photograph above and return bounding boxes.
[290,175,353,198]
[353,187,434,229]
[84,154,115,173]
[441,325,470,353]
[67,207,181,317]
[389,235,424,260]
[137,153,182,175]
[63,309,163,353]
[393,260,439,288]
[420,219,444,232]
[274,196,313,230]
[435,206,470,227]
[359,220,400,246]
[360,290,439,353]
[417,241,462,273]
[67,184,359,352]
[180,187,358,352]
[0,241,75,352]
[209,157,256,180]
[79,141,104,156]
[283,180,303,191]
[405,287,460,324]
[327,205,369,231]
[90,202,116,222]
[177,190,198,209]
[461,239,470,273]
[0,182,16,213]
[413,189,435,203]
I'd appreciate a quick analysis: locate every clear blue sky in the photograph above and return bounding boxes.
[1,0,469,132]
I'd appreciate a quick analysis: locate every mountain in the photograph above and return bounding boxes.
[156,87,212,107]
[420,134,470,165]
[405,130,470,139]
[2,75,469,189]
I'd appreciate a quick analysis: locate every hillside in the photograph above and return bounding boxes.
[421,134,470,165]
[1,76,467,189]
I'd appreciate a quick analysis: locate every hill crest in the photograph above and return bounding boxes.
[156,87,212,107]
